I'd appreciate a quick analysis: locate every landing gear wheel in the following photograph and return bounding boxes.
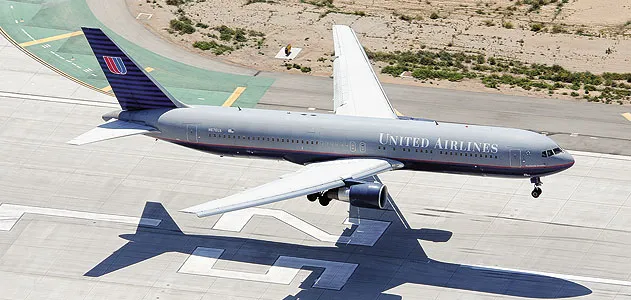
[531,187,542,198]
[306,193,318,202]
[530,177,543,198]
[318,196,331,206]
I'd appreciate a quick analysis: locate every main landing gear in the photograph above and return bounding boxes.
[530,177,543,198]
[307,193,331,206]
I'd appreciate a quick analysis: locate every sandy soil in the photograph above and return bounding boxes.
[129,0,631,102]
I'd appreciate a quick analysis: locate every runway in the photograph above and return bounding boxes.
[2,31,631,300]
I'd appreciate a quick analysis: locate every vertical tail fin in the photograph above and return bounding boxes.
[81,27,187,110]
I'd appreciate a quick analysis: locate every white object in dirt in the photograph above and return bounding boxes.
[275,47,302,59]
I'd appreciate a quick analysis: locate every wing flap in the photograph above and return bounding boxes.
[68,119,157,145]
[333,25,397,119]
[181,158,403,217]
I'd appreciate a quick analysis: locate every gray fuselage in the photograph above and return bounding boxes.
[114,106,574,179]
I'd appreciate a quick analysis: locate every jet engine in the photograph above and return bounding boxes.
[324,183,388,209]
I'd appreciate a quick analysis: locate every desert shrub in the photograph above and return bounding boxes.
[192,41,233,55]
[502,21,514,29]
[195,22,209,29]
[170,19,195,34]
[234,28,247,42]
[551,24,568,34]
[215,25,236,41]
[530,23,544,32]
[430,12,439,19]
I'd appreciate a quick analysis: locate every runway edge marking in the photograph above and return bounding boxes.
[0,203,161,231]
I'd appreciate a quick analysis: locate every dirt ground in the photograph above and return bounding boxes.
[129,0,631,102]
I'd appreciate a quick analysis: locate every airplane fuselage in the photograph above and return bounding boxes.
[113,106,574,179]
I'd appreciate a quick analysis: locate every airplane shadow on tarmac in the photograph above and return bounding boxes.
[85,200,591,299]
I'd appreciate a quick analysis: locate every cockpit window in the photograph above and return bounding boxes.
[543,147,563,158]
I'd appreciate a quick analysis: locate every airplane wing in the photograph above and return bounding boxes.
[332,25,398,119]
[68,119,158,145]
[181,158,403,217]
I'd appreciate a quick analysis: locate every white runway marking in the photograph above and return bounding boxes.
[471,265,631,287]
[0,91,118,108]
[179,247,358,290]
[214,207,390,246]
[20,29,35,41]
[0,203,161,231]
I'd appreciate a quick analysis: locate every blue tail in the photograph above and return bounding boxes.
[82,27,186,111]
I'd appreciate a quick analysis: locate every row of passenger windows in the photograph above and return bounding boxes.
[377,146,433,154]
[378,146,498,159]
[210,133,320,145]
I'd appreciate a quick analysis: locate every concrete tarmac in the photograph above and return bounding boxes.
[2,27,631,300]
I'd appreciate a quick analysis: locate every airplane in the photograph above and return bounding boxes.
[71,26,575,218]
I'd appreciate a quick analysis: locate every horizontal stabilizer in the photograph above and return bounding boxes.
[68,119,157,145]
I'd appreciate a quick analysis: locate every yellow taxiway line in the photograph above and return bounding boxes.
[19,30,84,47]
[222,87,247,107]
[101,67,155,92]
[622,113,631,122]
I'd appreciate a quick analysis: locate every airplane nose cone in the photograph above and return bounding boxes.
[562,151,575,169]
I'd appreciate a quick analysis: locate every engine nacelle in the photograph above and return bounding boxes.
[325,183,388,209]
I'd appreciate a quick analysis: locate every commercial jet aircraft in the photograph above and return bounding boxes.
[71,26,574,217]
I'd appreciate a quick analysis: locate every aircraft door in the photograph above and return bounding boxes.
[350,141,357,152]
[186,124,198,143]
[509,149,522,167]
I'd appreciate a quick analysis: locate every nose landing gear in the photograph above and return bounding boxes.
[530,177,543,198]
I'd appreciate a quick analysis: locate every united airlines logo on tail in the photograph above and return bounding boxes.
[103,56,127,75]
